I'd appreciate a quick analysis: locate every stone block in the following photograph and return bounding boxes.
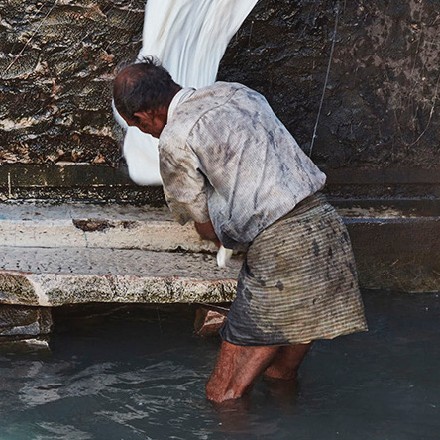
[194,305,228,337]
[0,247,241,307]
[0,305,53,338]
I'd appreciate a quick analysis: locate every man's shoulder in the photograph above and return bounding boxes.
[161,83,241,139]
[201,81,247,93]
[184,81,245,105]
[160,82,262,148]
[195,81,259,100]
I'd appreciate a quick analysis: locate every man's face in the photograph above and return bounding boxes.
[122,110,166,139]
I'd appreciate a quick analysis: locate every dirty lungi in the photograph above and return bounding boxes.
[219,193,368,346]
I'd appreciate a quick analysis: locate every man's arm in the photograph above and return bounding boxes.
[160,142,210,225]
[160,140,222,248]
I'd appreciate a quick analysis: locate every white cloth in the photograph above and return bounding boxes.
[114,0,259,186]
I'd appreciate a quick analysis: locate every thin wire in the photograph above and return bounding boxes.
[309,1,340,158]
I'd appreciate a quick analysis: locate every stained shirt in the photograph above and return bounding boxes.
[159,82,326,249]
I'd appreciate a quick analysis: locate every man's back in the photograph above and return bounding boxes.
[160,81,326,247]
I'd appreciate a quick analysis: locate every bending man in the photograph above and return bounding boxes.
[113,57,368,403]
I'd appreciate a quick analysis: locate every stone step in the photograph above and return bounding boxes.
[0,202,215,252]
[1,200,434,252]
[1,200,439,293]
[0,246,242,307]
[1,200,437,341]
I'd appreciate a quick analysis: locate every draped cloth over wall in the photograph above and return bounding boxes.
[114,0,259,185]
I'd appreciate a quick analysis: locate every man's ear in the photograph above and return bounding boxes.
[133,110,153,124]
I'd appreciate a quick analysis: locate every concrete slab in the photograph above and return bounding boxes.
[0,247,242,307]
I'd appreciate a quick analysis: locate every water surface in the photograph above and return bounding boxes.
[1,291,439,440]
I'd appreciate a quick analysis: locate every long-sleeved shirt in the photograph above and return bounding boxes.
[159,82,326,249]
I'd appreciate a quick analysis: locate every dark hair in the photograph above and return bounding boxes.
[113,56,180,119]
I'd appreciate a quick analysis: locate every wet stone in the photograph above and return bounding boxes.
[0,305,53,338]
[194,305,228,338]
[0,337,50,354]
[0,273,40,306]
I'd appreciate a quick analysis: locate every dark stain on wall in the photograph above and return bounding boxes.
[219,0,440,168]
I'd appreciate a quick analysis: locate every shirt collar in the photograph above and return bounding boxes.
[167,87,196,121]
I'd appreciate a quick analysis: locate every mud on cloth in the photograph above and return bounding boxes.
[219,193,368,346]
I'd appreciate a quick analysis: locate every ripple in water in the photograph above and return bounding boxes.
[1,293,439,440]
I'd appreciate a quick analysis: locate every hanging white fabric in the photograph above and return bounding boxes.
[114,0,258,185]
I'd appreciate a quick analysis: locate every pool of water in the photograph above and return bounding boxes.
[1,290,439,440]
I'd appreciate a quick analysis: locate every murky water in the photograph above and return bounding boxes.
[1,291,439,440]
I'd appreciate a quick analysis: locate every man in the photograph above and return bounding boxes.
[113,57,368,403]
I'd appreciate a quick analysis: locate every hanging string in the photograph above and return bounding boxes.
[309,1,341,158]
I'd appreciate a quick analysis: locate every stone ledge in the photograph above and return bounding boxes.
[2,164,440,202]
[1,199,438,253]
[0,202,216,252]
[0,247,241,307]
[1,199,439,294]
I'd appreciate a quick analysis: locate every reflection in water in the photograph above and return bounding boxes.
[0,292,439,440]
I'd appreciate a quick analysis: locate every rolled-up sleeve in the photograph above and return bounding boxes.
[159,142,210,225]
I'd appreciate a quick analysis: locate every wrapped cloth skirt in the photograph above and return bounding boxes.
[220,193,368,346]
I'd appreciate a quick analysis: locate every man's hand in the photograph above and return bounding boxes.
[194,221,221,248]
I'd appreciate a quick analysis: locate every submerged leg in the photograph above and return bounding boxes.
[206,341,279,403]
[263,343,312,381]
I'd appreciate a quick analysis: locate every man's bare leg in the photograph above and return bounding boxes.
[206,341,279,403]
[263,343,312,381]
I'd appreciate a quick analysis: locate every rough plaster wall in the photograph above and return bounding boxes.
[0,0,145,165]
[219,0,440,167]
[0,0,439,168]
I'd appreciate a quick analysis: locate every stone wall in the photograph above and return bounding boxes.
[0,0,145,166]
[220,0,440,168]
[0,0,439,179]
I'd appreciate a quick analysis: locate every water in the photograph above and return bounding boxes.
[1,291,439,440]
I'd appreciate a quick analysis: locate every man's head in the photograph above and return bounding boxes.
[113,57,181,138]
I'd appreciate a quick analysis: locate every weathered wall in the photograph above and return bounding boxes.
[0,0,145,165]
[220,0,440,168]
[0,1,438,293]
[0,0,439,170]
